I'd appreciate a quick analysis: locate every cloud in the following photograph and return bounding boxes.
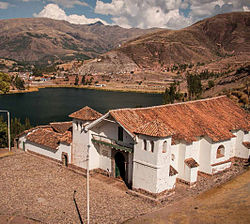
[34,4,108,25]
[0,1,9,9]
[95,0,191,29]
[95,0,250,29]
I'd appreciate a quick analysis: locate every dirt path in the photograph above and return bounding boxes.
[124,169,250,224]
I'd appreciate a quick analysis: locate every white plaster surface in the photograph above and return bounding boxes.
[25,141,71,163]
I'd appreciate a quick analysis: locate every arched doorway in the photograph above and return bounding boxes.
[115,152,125,181]
[63,154,68,166]
[62,153,68,167]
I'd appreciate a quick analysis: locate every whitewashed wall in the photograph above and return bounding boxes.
[132,135,172,193]
[167,174,177,190]
[177,142,186,180]
[98,144,112,173]
[90,119,134,171]
[170,144,179,171]
[191,139,200,162]
[198,137,212,174]
[18,134,26,150]
[183,166,198,183]
[211,162,231,174]
[25,141,71,163]
[72,119,92,169]
[95,119,134,147]
[233,130,250,159]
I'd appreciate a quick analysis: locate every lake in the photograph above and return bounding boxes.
[0,88,163,125]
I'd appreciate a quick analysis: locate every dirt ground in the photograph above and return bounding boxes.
[0,150,249,224]
[125,169,250,224]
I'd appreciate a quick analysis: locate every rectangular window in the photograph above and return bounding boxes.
[118,126,123,141]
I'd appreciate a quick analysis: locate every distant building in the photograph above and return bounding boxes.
[18,96,250,196]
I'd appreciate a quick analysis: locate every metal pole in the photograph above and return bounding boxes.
[87,144,90,224]
[7,112,11,152]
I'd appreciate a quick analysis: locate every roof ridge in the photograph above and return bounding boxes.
[110,95,227,112]
[50,121,72,124]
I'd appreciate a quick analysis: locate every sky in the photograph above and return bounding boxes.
[0,0,249,29]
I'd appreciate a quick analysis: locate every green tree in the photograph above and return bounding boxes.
[14,75,25,90]
[208,80,215,89]
[0,72,11,94]
[0,116,32,148]
[24,118,32,130]
[74,75,79,85]
[0,116,8,148]
[81,75,86,85]
[186,73,203,100]
[163,81,183,104]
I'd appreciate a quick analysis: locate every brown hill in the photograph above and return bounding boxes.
[78,12,250,73]
[0,18,158,63]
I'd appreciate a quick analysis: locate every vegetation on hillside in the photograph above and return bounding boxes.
[163,81,183,104]
[186,73,203,100]
[0,72,26,93]
[0,72,11,94]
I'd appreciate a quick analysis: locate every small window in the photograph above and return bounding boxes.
[162,141,167,153]
[216,145,225,158]
[75,122,79,130]
[171,154,175,161]
[118,126,123,141]
[144,139,147,151]
[150,141,154,152]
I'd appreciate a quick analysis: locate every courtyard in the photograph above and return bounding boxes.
[0,151,160,224]
[0,150,249,224]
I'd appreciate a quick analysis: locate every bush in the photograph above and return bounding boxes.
[208,80,215,89]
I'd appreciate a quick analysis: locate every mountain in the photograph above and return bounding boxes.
[0,18,158,63]
[78,12,250,73]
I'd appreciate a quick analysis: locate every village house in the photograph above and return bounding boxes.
[17,96,250,196]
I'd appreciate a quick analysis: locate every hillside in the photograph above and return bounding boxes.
[0,18,157,63]
[78,12,250,73]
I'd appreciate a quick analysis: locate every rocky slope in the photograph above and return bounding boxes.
[78,12,250,74]
[0,18,158,63]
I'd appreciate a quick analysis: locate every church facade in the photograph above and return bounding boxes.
[18,96,250,195]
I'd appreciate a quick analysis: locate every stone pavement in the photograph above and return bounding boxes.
[0,152,159,224]
[0,150,248,224]
[0,215,41,224]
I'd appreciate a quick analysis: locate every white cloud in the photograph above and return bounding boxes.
[0,1,9,9]
[95,0,191,29]
[34,4,108,25]
[95,0,250,29]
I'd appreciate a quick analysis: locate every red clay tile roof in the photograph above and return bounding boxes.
[135,119,173,137]
[50,121,72,133]
[169,165,178,176]
[110,96,249,143]
[69,106,102,121]
[60,131,72,145]
[184,158,199,168]
[242,142,250,149]
[26,128,72,151]
[26,129,61,151]
[16,125,52,138]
